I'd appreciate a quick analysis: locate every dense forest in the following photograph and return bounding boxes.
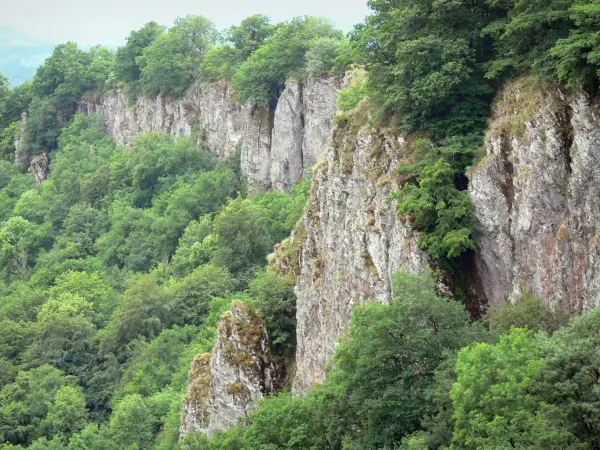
[0,0,600,449]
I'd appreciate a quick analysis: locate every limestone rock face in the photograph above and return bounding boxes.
[470,79,600,313]
[291,117,428,395]
[28,152,50,184]
[270,81,305,192]
[187,83,248,159]
[82,91,191,148]
[180,302,278,438]
[14,112,28,165]
[302,76,341,171]
[85,77,341,192]
[240,106,273,192]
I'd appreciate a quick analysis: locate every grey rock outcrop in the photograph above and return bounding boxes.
[240,106,273,191]
[302,76,341,171]
[470,77,600,313]
[180,301,278,438]
[29,152,50,184]
[81,91,191,149]
[84,77,341,192]
[270,81,305,192]
[291,107,428,395]
[14,112,28,165]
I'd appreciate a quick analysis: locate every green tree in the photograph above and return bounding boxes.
[113,22,165,84]
[354,0,502,136]
[0,216,51,280]
[232,17,344,105]
[227,15,275,59]
[117,325,197,398]
[167,265,234,326]
[0,121,21,161]
[323,272,487,448]
[100,274,170,358]
[67,423,118,450]
[395,158,474,267]
[169,216,214,277]
[0,73,8,127]
[548,0,600,87]
[138,16,218,97]
[1,82,32,130]
[247,269,296,355]
[53,205,109,261]
[305,36,351,75]
[210,197,273,274]
[40,385,88,440]
[49,271,118,327]
[0,365,74,445]
[22,293,97,377]
[451,328,584,449]
[22,43,113,155]
[484,292,569,335]
[108,394,155,449]
[198,45,241,82]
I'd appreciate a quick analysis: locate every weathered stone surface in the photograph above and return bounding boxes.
[241,106,273,192]
[301,76,341,172]
[14,112,28,165]
[180,302,278,438]
[292,113,428,395]
[186,82,248,159]
[180,353,212,437]
[84,77,341,191]
[82,91,190,148]
[470,78,600,313]
[270,81,305,191]
[29,152,50,184]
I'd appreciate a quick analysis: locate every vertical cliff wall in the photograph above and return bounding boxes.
[469,78,600,313]
[180,302,278,438]
[290,106,428,395]
[82,76,341,192]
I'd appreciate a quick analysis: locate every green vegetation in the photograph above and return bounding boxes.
[0,109,307,448]
[352,0,600,271]
[2,14,349,168]
[184,274,600,450]
[1,2,600,449]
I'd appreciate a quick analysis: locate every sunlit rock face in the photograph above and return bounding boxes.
[470,78,600,313]
[180,301,278,438]
[83,76,341,192]
[290,113,428,395]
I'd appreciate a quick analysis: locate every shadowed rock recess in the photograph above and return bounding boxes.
[81,76,340,192]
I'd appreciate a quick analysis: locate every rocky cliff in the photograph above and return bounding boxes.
[82,76,340,191]
[180,75,600,435]
[290,105,428,394]
[180,301,278,438]
[469,77,600,313]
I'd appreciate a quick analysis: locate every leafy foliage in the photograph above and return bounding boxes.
[138,16,218,98]
[113,22,165,86]
[2,4,600,449]
[0,94,308,447]
[232,17,348,105]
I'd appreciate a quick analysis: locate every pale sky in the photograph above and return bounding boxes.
[1,0,370,46]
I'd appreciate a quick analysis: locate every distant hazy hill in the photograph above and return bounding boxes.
[0,27,54,86]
